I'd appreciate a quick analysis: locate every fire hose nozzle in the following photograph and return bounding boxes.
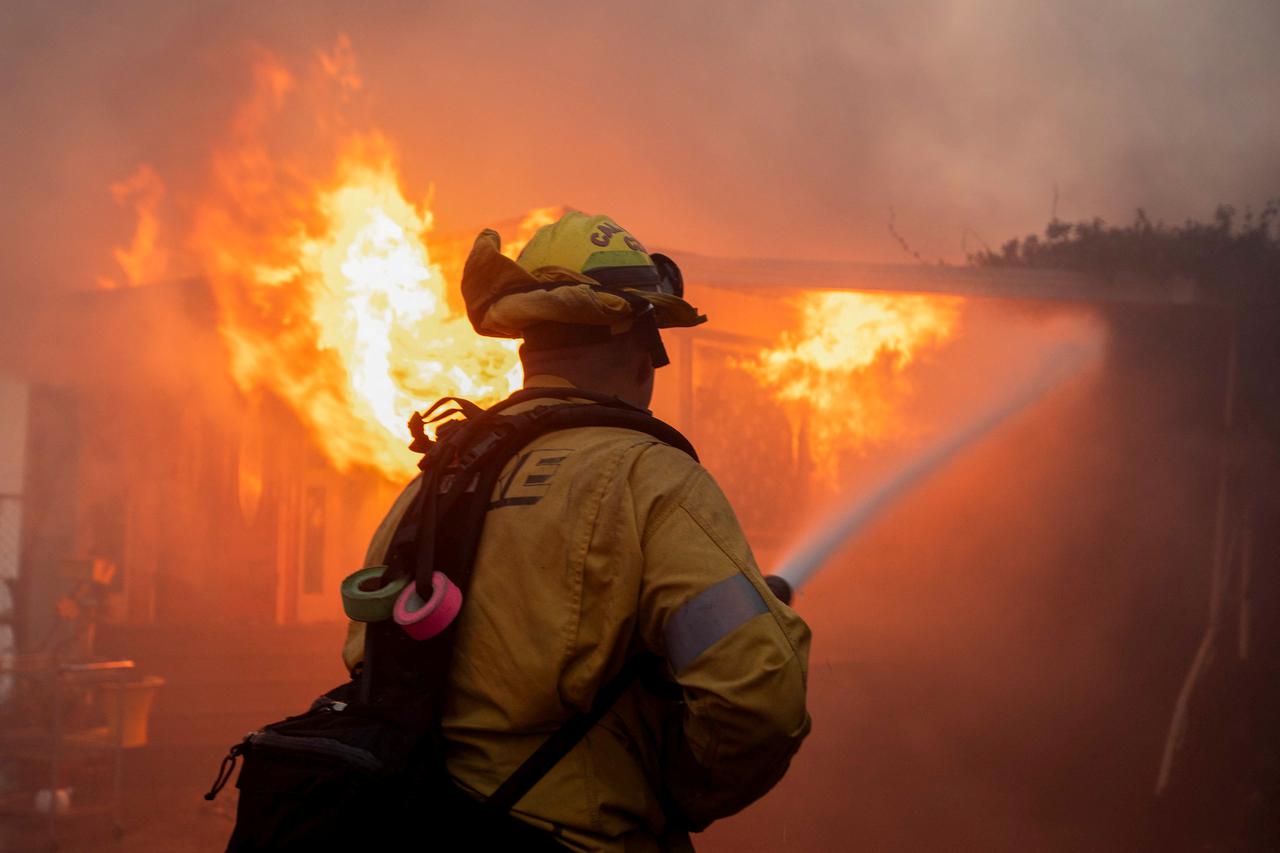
[764,575,793,606]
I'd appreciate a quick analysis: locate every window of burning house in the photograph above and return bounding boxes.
[690,342,805,546]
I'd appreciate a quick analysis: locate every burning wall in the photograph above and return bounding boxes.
[60,37,981,633]
[95,38,974,490]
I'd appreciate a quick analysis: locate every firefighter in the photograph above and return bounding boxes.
[344,212,811,852]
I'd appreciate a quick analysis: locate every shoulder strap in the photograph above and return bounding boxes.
[485,653,657,814]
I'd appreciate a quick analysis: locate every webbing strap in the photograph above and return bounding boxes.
[485,653,657,814]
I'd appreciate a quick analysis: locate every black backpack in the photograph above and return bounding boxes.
[205,389,697,851]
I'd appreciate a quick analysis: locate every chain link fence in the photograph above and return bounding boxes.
[0,494,19,711]
[0,493,19,614]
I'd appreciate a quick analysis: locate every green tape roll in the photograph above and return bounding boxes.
[341,566,409,623]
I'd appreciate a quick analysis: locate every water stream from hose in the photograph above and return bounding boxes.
[775,328,1103,592]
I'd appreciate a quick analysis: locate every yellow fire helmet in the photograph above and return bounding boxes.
[460,211,706,366]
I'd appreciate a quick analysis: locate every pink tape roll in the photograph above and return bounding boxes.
[393,572,463,641]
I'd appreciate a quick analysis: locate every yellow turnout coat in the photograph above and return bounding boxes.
[343,379,811,852]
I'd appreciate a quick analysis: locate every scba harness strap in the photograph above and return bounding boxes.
[368,389,698,815]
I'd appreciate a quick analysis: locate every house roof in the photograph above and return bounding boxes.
[665,250,1204,306]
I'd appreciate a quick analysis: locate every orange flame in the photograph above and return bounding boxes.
[99,165,169,289]
[502,206,566,259]
[104,41,526,480]
[747,291,962,477]
[215,146,521,479]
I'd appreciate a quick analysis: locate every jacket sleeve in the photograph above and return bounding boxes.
[631,447,812,830]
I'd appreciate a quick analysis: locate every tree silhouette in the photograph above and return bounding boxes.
[970,202,1280,302]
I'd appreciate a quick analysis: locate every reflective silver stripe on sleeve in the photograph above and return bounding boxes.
[664,574,770,674]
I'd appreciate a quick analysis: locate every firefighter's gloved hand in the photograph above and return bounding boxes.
[764,575,792,606]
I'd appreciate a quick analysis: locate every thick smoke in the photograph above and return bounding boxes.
[2,0,1279,307]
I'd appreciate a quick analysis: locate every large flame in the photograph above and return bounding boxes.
[98,37,963,486]
[217,148,523,479]
[747,291,962,478]
[103,40,529,480]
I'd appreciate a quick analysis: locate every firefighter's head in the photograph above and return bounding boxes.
[461,211,705,407]
[517,323,661,409]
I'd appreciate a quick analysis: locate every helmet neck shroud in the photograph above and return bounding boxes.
[518,324,661,410]
[520,307,669,370]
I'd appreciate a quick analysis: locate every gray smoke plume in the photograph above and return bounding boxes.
[1,0,1278,307]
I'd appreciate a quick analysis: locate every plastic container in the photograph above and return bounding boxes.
[98,676,165,748]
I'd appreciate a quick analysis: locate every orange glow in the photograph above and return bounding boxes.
[99,165,169,289]
[217,147,521,478]
[105,42,527,480]
[502,206,566,259]
[747,291,962,476]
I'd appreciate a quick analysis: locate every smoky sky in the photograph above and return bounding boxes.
[2,0,1278,299]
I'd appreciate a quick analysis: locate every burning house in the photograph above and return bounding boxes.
[1,26,1276,853]
[1,217,1275,849]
